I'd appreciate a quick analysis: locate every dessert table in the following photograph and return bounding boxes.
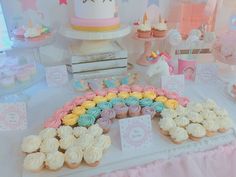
[1,54,236,177]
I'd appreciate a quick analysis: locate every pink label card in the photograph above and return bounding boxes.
[119,115,152,152]
[195,64,218,84]
[46,65,69,87]
[161,75,185,95]
[0,102,27,131]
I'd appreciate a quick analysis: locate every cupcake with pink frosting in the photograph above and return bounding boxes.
[131,85,143,92]
[85,92,96,100]
[177,97,190,107]
[107,88,119,94]
[128,105,141,117]
[63,102,76,114]
[143,85,156,92]
[141,107,156,119]
[114,104,129,119]
[72,96,87,106]
[156,88,166,96]
[44,117,61,129]
[95,89,107,97]
[100,109,116,120]
[119,85,131,93]
[166,92,179,100]
[96,118,112,133]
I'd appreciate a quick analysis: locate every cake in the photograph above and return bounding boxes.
[71,0,120,32]
[152,18,168,38]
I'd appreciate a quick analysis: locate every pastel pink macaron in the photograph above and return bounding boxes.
[143,85,156,92]
[156,88,166,96]
[166,92,179,100]
[85,91,96,100]
[177,97,190,107]
[119,85,131,92]
[95,89,107,97]
[107,88,119,94]
[44,117,61,128]
[72,96,87,106]
[131,85,143,92]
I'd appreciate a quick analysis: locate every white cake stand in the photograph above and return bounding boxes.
[59,24,131,55]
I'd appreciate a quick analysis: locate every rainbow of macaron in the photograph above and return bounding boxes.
[44,85,190,129]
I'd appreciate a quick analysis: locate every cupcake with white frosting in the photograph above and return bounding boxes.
[188,103,203,113]
[93,135,111,152]
[40,137,59,153]
[204,99,217,110]
[175,105,188,117]
[202,119,219,137]
[73,127,88,138]
[87,124,103,137]
[161,109,178,119]
[64,146,83,169]
[217,116,234,133]
[45,151,65,170]
[74,133,94,151]
[57,126,73,138]
[174,116,190,128]
[137,13,152,38]
[152,18,168,38]
[187,111,203,123]
[201,110,217,120]
[39,128,57,140]
[23,152,45,172]
[159,117,176,136]
[59,134,76,151]
[169,127,189,144]
[83,147,103,167]
[186,123,206,141]
[21,135,41,153]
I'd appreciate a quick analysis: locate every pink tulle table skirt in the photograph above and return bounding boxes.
[95,141,236,177]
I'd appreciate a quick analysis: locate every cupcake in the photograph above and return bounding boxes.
[164,99,179,110]
[187,111,203,123]
[62,114,78,126]
[186,123,206,141]
[128,105,141,117]
[86,107,101,119]
[201,110,217,120]
[175,105,188,117]
[105,92,117,101]
[169,127,189,144]
[45,151,65,171]
[151,102,165,116]
[39,128,57,140]
[59,134,76,151]
[57,126,73,138]
[152,18,168,38]
[114,104,129,119]
[160,108,177,119]
[87,124,103,137]
[93,135,112,152]
[78,114,96,128]
[23,152,45,172]
[64,146,83,169]
[188,103,203,113]
[97,102,113,110]
[110,98,125,106]
[141,106,156,119]
[21,135,42,153]
[118,92,130,99]
[131,85,143,92]
[81,101,96,110]
[217,116,233,133]
[174,116,190,128]
[85,91,96,100]
[159,117,176,136]
[83,147,103,167]
[73,127,88,138]
[75,133,94,150]
[96,118,112,133]
[137,22,152,38]
[139,98,153,107]
[93,96,107,104]
[202,119,219,137]
[125,96,139,106]
[143,91,157,100]
[155,96,168,103]
[72,106,86,116]
[100,109,116,120]
[40,137,59,153]
[130,92,143,99]
[204,99,217,110]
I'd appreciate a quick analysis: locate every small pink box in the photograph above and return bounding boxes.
[178,58,197,81]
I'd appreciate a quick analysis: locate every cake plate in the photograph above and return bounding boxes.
[59,24,131,55]
[133,34,167,66]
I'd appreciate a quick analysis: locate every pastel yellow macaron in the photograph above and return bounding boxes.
[130,92,143,99]
[72,106,86,116]
[93,96,107,104]
[62,114,78,126]
[143,91,156,100]
[118,92,129,99]
[106,92,117,101]
[165,99,179,109]
[81,100,96,109]
[155,96,168,103]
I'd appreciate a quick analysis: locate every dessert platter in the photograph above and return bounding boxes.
[21,85,236,177]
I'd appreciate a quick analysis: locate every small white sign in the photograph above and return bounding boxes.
[0,102,27,131]
[195,64,218,84]
[161,75,185,95]
[46,65,69,87]
[119,115,152,152]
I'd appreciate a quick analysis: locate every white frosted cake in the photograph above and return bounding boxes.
[71,0,120,32]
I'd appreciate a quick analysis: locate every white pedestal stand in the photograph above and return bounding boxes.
[59,24,131,55]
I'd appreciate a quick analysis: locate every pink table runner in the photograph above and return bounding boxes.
[95,141,236,177]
